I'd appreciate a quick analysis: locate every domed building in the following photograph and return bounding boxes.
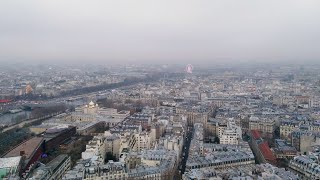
[68,101,101,123]
[68,100,130,128]
[82,101,99,114]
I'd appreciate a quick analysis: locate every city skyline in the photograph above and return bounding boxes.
[1,1,320,179]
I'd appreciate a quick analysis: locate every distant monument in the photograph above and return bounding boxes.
[185,64,193,74]
[25,84,33,94]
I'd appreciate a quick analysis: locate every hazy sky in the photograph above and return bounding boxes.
[0,1,320,64]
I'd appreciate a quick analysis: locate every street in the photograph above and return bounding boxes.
[180,126,193,175]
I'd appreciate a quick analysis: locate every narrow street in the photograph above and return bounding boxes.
[180,126,193,175]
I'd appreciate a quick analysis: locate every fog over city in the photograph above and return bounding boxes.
[3,1,320,180]
[1,0,320,64]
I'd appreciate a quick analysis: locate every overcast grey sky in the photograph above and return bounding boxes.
[0,0,320,64]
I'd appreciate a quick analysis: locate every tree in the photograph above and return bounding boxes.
[214,137,220,144]
[105,152,117,163]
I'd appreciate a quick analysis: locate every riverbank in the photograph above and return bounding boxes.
[0,110,31,126]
